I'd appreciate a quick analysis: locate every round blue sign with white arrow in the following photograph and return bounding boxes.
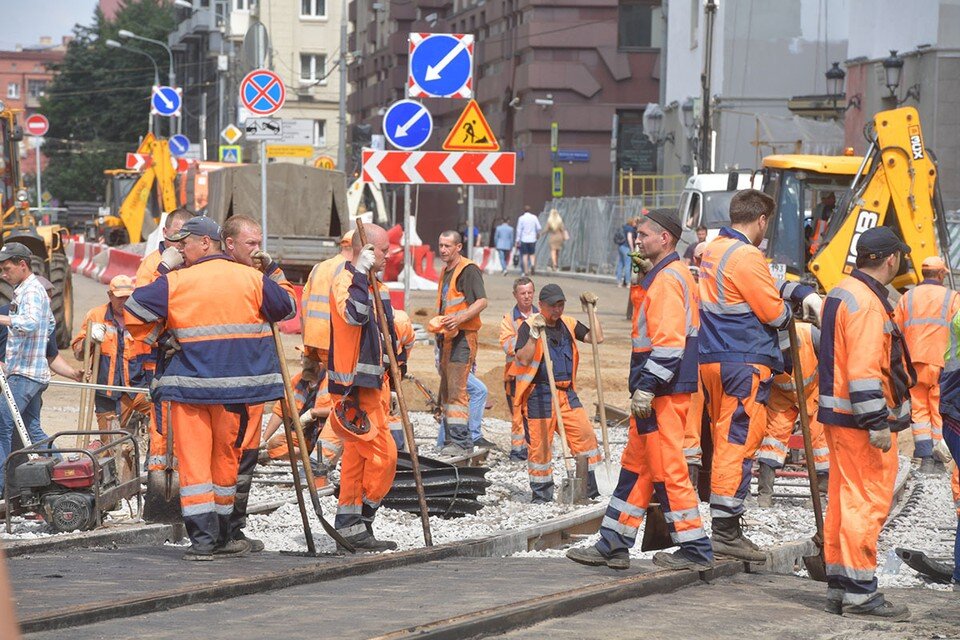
[151,86,182,117]
[409,34,472,98]
[383,99,433,151]
[169,134,190,157]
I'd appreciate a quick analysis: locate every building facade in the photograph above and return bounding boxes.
[348,0,662,243]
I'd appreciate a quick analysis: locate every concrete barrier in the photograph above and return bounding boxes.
[97,247,141,284]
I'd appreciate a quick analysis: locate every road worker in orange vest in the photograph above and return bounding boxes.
[125,215,296,561]
[435,230,488,457]
[893,255,960,473]
[819,227,915,620]
[512,283,603,503]
[301,230,355,364]
[327,223,399,551]
[499,276,537,461]
[135,208,194,287]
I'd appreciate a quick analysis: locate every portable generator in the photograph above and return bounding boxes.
[3,431,142,533]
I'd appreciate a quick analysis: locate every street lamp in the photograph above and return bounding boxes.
[681,98,695,135]
[882,50,903,96]
[825,62,845,97]
[106,38,160,134]
[118,29,175,88]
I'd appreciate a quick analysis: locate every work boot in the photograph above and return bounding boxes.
[233,532,265,553]
[711,515,767,562]
[652,549,713,571]
[339,532,398,553]
[586,470,600,499]
[757,463,776,508]
[182,545,215,561]
[509,448,528,462]
[213,538,251,559]
[919,457,937,474]
[473,437,497,449]
[824,599,842,615]
[566,545,630,570]
[843,597,910,622]
[440,443,473,457]
[687,464,700,492]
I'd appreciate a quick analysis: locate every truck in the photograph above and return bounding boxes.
[0,104,74,347]
[675,171,761,252]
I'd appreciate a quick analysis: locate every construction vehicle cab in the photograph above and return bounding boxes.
[0,103,74,347]
[761,107,949,293]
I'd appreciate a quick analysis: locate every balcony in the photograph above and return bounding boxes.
[168,8,221,47]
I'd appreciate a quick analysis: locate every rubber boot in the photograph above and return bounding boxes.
[757,463,775,508]
[688,464,699,492]
[711,515,767,562]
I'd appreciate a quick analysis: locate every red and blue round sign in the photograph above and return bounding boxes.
[239,69,285,116]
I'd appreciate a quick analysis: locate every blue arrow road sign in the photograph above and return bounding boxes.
[409,34,472,98]
[169,134,190,157]
[383,100,432,151]
[151,86,181,117]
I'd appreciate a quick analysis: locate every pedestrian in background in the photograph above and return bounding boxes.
[494,218,515,276]
[683,226,708,265]
[544,208,568,272]
[614,217,636,287]
[515,205,541,276]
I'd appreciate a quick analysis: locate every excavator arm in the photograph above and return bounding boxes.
[116,135,178,243]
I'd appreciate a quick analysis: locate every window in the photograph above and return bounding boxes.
[27,79,48,98]
[233,0,250,9]
[301,0,325,18]
[6,83,19,99]
[314,120,326,147]
[618,0,662,50]
[300,53,327,83]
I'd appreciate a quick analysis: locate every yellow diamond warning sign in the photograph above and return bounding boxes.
[442,99,499,151]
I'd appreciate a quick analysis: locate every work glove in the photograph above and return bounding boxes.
[579,291,598,311]
[161,336,182,360]
[250,249,272,273]
[90,322,107,343]
[933,438,953,464]
[629,251,653,274]
[160,246,184,270]
[801,293,823,326]
[631,389,655,419]
[357,243,376,273]
[299,409,315,428]
[529,313,547,340]
[868,427,892,452]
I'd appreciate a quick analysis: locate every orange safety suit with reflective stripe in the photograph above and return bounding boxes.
[329,262,398,538]
[818,270,916,608]
[135,248,163,287]
[893,279,960,458]
[698,227,814,522]
[597,252,711,563]
[759,322,829,472]
[125,254,296,551]
[500,304,537,457]
[301,253,348,359]
[513,315,601,501]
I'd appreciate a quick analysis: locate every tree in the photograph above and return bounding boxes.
[41,1,175,202]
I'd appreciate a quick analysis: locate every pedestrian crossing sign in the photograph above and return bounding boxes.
[442,99,499,151]
[219,145,242,163]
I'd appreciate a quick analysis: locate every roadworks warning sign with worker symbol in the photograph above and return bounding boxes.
[442,99,499,151]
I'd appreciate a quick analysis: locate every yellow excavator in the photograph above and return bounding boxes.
[0,104,73,347]
[761,106,952,292]
[93,133,177,245]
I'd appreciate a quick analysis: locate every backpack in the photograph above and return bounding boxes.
[613,227,627,246]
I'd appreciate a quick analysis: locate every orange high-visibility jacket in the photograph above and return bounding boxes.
[512,315,580,405]
[499,304,537,381]
[436,258,482,331]
[893,279,960,367]
[73,303,153,398]
[301,253,348,350]
[769,322,819,412]
[630,252,699,396]
[818,271,915,432]
[135,247,163,287]
[394,309,415,370]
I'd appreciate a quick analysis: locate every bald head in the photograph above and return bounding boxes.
[351,223,390,274]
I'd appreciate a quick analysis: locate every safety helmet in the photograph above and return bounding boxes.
[329,396,375,442]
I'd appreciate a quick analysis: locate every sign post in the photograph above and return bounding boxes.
[239,69,286,251]
[403,184,411,301]
[467,185,475,257]
[25,114,49,215]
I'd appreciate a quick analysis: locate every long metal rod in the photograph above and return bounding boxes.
[49,380,149,395]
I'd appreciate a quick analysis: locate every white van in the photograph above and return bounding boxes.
[676,172,762,253]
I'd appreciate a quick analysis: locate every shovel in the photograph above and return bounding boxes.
[538,330,580,503]
[584,300,619,495]
[787,320,827,582]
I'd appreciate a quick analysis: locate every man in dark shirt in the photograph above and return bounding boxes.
[682,226,708,265]
[435,231,488,455]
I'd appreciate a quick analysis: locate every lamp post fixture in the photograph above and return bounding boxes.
[880,50,920,105]
[106,38,160,134]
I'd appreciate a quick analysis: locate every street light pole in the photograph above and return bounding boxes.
[337,0,348,171]
[118,29,178,135]
[106,39,160,134]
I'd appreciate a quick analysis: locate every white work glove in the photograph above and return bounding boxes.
[868,427,892,452]
[299,409,315,427]
[580,291,598,311]
[250,250,272,273]
[357,243,376,273]
[529,314,547,340]
[933,439,953,464]
[90,322,107,343]
[160,246,184,270]
[801,293,823,326]
[631,389,655,419]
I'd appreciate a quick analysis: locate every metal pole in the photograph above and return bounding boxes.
[35,137,41,216]
[467,186,475,258]
[700,0,717,173]
[200,90,207,161]
[403,184,411,300]
[260,140,268,252]
[337,0,348,171]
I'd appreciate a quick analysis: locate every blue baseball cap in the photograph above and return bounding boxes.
[168,216,221,241]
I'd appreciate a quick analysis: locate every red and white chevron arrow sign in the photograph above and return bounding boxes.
[362,149,516,185]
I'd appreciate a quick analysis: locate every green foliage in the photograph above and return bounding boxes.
[41,1,175,202]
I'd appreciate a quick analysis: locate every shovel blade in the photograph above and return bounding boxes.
[803,553,828,582]
[143,469,182,524]
[595,462,621,496]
